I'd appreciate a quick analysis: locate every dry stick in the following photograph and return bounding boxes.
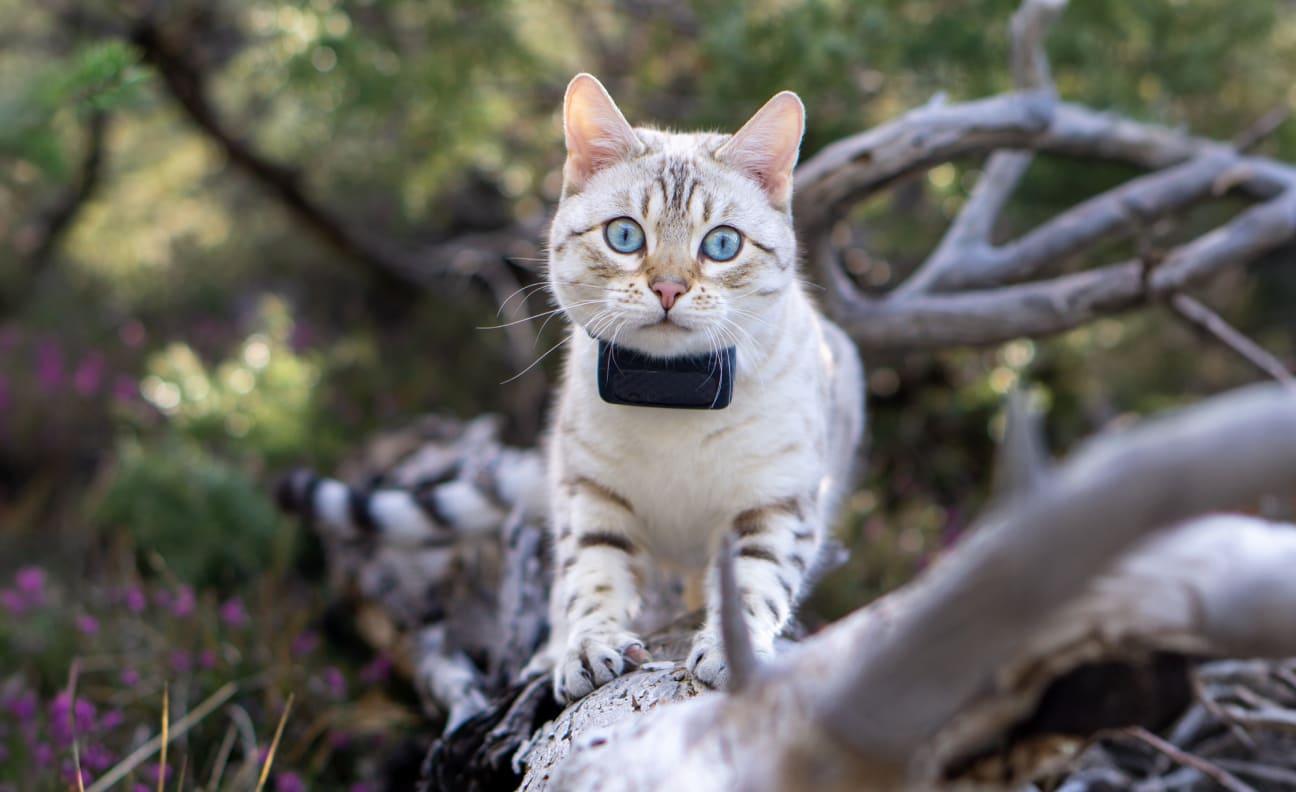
[1168,293,1294,384]
[206,722,238,791]
[156,685,169,792]
[255,693,296,792]
[1234,105,1292,153]
[66,660,86,792]
[1193,672,1260,754]
[1123,727,1259,792]
[717,533,757,691]
[1220,705,1296,733]
[85,682,238,792]
[991,388,1051,501]
[1212,759,1296,787]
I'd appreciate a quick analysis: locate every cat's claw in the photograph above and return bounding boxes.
[686,632,728,689]
[555,633,650,704]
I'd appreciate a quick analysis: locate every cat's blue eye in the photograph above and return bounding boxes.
[700,226,742,262]
[604,217,645,254]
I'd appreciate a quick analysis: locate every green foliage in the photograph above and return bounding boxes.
[93,437,291,589]
[0,40,147,178]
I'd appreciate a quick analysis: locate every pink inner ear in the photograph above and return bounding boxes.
[717,92,805,208]
[564,74,641,190]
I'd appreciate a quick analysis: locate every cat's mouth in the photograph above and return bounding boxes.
[644,316,691,331]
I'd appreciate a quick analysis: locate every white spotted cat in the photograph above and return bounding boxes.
[540,74,864,703]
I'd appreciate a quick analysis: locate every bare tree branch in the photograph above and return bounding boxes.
[126,17,542,292]
[526,383,1296,790]
[17,109,109,268]
[1168,294,1294,384]
[896,0,1066,297]
[829,188,1296,352]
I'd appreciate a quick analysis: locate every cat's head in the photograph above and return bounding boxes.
[547,73,804,359]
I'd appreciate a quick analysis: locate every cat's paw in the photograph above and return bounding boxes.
[687,630,775,690]
[685,631,729,689]
[554,632,650,704]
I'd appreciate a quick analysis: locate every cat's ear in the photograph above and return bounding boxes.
[716,92,805,210]
[563,73,642,193]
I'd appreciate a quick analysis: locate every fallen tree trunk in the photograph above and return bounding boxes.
[504,383,1296,791]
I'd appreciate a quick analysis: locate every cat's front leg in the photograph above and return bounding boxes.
[687,495,815,688]
[551,476,650,703]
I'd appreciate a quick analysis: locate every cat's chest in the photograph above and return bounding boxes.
[563,370,822,564]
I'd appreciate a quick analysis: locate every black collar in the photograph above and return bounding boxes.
[596,340,735,410]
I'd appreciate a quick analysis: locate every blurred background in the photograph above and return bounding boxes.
[2,0,1295,788]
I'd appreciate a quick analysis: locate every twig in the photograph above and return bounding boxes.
[156,684,168,792]
[990,387,1051,506]
[1211,759,1296,788]
[1169,293,1294,384]
[717,533,757,691]
[206,722,238,791]
[86,682,238,792]
[1194,673,1260,753]
[1123,727,1259,792]
[1234,105,1291,153]
[255,693,295,792]
[1220,704,1296,733]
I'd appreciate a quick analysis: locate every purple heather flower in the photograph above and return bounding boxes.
[48,694,72,745]
[73,352,106,396]
[78,614,99,636]
[0,589,25,616]
[33,742,54,767]
[219,597,247,628]
[100,709,124,730]
[133,785,150,792]
[83,743,116,771]
[142,763,172,784]
[198,649,218,670]
[290,631,319,658]
[170,650,192,673]
[359,654,391,685]
[15,566,45,606]
[120,668,140,688]
[123,586,146,613]
[5,689,37,722]
[75,697,97,732]
[35,340,63,391]
[112,375,138,402]
[349,784,374,792]
[321,666,347,699]
[170,585,195,618]
[276,772,306,792]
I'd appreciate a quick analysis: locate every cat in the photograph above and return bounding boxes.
[539,74,865,703]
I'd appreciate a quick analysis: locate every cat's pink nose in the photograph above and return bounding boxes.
[651,278,687,311]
